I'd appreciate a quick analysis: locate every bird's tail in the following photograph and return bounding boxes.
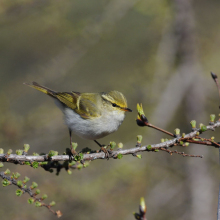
[23,82,56,97]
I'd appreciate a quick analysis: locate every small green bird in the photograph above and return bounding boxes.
[24,82,132,148]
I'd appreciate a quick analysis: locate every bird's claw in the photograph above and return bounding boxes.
[100,147,110,160]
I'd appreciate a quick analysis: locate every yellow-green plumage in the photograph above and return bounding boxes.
[24,82,132,140]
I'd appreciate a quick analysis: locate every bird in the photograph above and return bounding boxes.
[24,82,132,151]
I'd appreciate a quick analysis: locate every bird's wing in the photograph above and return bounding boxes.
[74,93,102,119]
[55,92,78,110]
[24,82,101,119]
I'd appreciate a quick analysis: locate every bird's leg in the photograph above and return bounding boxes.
[69,129,72,146]
[94,140,109,159]
[67,129,77,160]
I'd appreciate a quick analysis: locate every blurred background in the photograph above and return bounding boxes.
[0,0,220,219]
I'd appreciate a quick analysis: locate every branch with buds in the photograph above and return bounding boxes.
[0,111,219,166]
[0,165,62,217]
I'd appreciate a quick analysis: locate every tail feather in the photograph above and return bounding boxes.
[23,82,57,97]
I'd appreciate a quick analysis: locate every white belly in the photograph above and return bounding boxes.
[63,108,125,140]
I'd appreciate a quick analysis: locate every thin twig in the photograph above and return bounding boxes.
[144,122,175,137]
[0,172,62,217]
[160,148,203,158]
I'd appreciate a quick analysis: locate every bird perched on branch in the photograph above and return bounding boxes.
[24,82,132,150]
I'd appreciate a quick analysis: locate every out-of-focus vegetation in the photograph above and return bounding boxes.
[0,0,220,219]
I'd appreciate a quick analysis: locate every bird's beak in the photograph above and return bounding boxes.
[122,107,132,112]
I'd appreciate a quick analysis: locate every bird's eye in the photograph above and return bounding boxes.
[112,103,117,107]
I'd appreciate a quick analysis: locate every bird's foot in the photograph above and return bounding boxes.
[100,146,110,159]
[94,140,110,160]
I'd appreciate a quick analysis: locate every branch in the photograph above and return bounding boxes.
[0,171,62,217]
[0,119,219,164]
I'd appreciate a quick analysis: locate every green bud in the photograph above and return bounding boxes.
[77,164,83,170]
[24,161,31,165]
[200,125,207,132]
[199,123,204,128]
[35,201,42,207]
[137,135,143,144]
[32,162,39,169]
[31,182,38,189]
[110,141,116,150]
[16,150,23,155]
[117,153,123,159]
[184,142,189,147]
[0,163,4,168]
[136,154,142,159]
[210,114,216,122]
[161,138,165,143]
[23,144,30,153]
[180,141,184,145]
[2,179,10,186]
[28,198,35,204]
[137,103,145,116]
[196,132,200,136]
[40,161,48,165]
[69,161,76,166]
[83,162,90,168]
[50,201,56,207]
[67,170,72,175]
[174,128,180,135]
[17,180,23,187]
[12,172,20,179]
[41,194,48,200]
[74,153,84,161]
[4,169,10,175]
[147,145,152,150]
[0,148,4,154]
[35,189,40,195]
[33,152,39,156]
[118,143,123,149]
[48,150,56,157]
[154,149,159,152]
[140,197,146,213]
[190,120,196,128]
[182,133,185,138]
[16,189,23,196]
[7,149,12,155]
[71,142,78,150]
[211,136,215,141]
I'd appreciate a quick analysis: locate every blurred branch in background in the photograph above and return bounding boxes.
[149,0,215,219]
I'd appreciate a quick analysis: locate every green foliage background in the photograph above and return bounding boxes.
[0,0,220,219]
